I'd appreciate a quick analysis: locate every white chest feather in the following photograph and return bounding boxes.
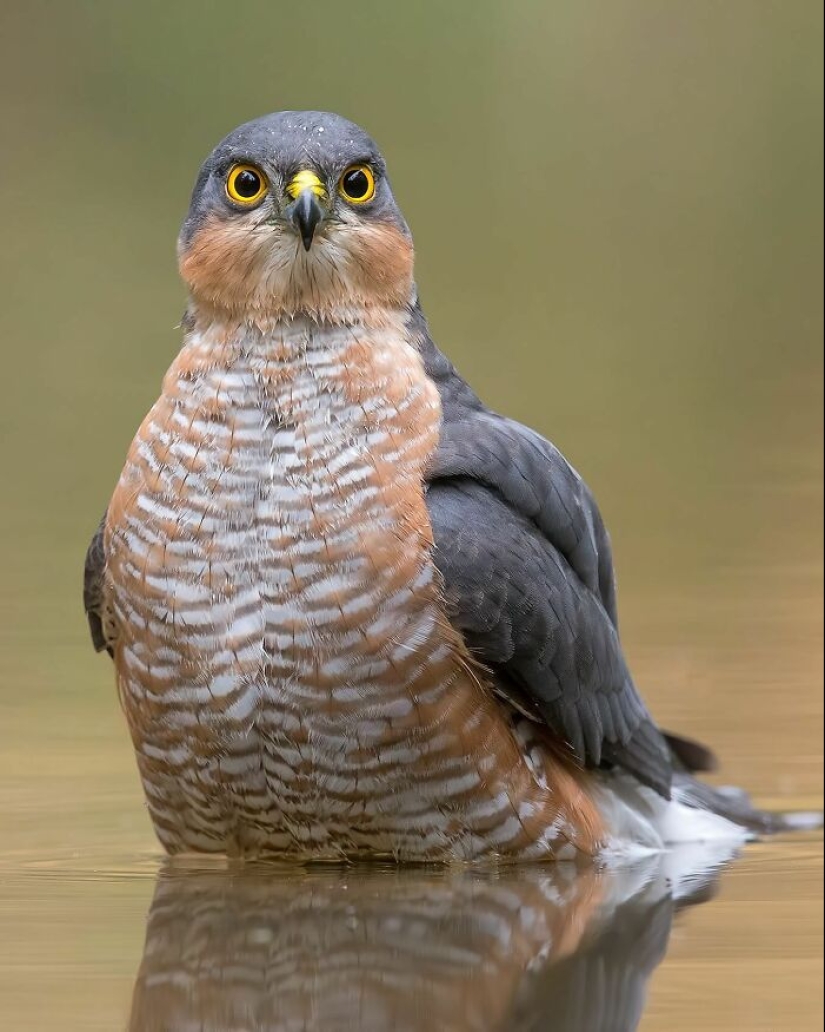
[108,314,442,708]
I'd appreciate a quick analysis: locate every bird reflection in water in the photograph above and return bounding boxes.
[129,848,734,1032]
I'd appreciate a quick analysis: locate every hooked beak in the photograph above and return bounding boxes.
[286,189,326,251]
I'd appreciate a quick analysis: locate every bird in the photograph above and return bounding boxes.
[84,111,818,862]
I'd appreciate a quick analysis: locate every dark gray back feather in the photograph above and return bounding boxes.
[410,304,673,796]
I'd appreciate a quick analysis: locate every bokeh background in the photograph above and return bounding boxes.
[0,2,822,1030]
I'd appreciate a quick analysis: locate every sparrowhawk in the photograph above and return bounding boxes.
[84,111,817,861]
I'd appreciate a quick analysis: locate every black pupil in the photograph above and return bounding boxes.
[343,169,369,198]
[235,169,261,198]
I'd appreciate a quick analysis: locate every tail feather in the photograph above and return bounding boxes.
[597,768,822,858]
[663,730,718,774]
[674,774,824,836]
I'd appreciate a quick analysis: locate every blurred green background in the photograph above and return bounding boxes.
[0,3,822,1030]
[0,0,821,831]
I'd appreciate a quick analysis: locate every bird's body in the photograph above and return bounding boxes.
[86,111,817,861]
[105,303,601,860]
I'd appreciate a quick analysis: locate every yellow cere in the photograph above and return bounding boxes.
[286,170,328,201]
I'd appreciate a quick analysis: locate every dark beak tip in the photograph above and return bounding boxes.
[289,190,325,251]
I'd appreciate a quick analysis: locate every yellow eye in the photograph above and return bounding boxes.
[338,164,376,204]
[226,164,268,205]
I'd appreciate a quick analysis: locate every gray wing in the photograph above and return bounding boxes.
[428,478,671,795]
[415,315,618,625]
[433,407,618,626]
[84,512,114,656]
[415,316,672,796]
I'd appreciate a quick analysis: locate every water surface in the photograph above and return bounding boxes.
[0,837,822,1030]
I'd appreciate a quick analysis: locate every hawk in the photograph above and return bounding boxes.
[84,112,816,860]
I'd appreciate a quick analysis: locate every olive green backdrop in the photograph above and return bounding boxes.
[0,3,821,1029]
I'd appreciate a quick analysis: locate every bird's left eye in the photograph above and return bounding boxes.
[226,164,268,205]
[338,164,376,204]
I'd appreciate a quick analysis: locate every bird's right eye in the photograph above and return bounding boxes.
[226,164,268,206]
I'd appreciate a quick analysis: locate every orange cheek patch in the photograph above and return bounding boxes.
[179,216,271,310]
[347,222,415,303]
[179,213,415,319]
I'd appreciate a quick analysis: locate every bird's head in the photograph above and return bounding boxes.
[178,111,414,321]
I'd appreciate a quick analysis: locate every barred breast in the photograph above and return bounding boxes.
[104,308,602,861]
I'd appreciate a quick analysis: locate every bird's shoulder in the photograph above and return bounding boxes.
[410,305,617,625]
[409,306,672,794]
